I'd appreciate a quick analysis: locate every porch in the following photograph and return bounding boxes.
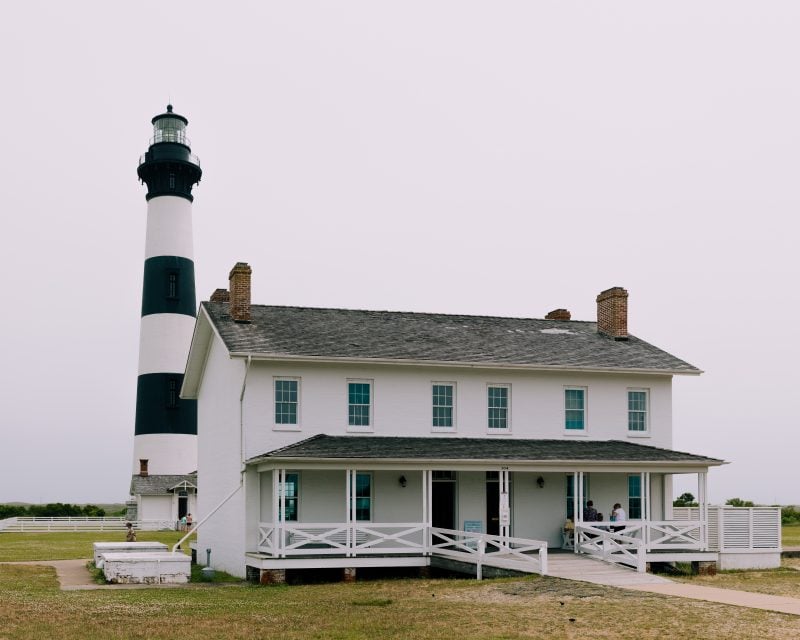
[245,435,729,575]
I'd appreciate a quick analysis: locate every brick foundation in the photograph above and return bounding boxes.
[260,568,286,585]
[342,567,357,583]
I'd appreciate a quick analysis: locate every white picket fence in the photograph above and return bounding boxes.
[0,517,175,533]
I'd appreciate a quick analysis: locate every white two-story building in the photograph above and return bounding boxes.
[182,263,777,582]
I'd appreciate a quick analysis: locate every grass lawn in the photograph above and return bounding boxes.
[670,559,800,599]
[784,523,800,547]
[0,531,192,562]
[2,534,800,639]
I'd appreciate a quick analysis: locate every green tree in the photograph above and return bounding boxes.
[673,492,698,507]
[725,498,755,508]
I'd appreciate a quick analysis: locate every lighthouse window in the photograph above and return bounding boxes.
[169,173,175,190]
[167,378,179,409]
[167,272,179,299]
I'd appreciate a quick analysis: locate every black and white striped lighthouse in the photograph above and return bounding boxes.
[132,105,201,482]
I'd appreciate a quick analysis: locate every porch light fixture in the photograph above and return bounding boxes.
[536,476,545,489]
[398,475,407,488]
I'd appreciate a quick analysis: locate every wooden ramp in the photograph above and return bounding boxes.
[546,552,672,587]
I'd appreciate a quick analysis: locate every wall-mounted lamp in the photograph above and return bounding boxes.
[536,476,545,489]
[398,475,407,488]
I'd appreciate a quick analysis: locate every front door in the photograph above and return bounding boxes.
[432,473,456,529]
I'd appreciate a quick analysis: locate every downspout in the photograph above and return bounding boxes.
[172,355,253,553]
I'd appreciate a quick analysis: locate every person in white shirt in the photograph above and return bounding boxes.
[611,503,627,533]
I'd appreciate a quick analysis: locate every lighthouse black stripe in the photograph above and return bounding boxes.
[134,373,198,436]
[141,256,196,317]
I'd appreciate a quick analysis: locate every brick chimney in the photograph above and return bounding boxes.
[596,287,628,340]
[545,309,571,321]
[210,288,230,303]
[139,459,149,477]
[229,262,252,323]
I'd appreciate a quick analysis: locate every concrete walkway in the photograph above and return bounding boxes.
[547,552,800,616]
[1,560,189,590]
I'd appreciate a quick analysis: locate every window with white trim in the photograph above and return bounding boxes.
[628,475,642,519]
[274,378,299,426]
[487,384,510,430]
[565,387,586,431]
[279,472,299,522]
[627,389,648,433]
[348,380,372,428]
[354,473,371,521]
[432,382,455,429]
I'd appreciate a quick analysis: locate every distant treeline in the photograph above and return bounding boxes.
[0,503,107,519]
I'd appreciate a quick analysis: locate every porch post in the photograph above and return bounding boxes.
[577,471,584,522]
[500,469,510,542]
[572,471,579,554]
[642,472,649,548]
[699,471,708,550]
[272,468,281,557]
[426,470,433,554]
[346,468,355,558]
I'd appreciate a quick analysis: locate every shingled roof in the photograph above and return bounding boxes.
[130,474,197,496]
[201,302,700,374]
[248,435,723,466]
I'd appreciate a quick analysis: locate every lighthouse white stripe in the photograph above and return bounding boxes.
[137,314,197,375]
[144,196,195,260]
[132,433,198,475]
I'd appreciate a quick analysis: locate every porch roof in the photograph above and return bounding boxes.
[248,435,724,467]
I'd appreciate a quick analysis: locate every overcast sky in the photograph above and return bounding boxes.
[0,2,797,505]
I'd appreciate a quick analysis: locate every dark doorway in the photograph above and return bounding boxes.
[432,472,456,529]
[178,492,188,519]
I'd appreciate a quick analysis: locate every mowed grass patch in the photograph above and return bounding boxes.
[0,531,193,562]
[784,523,800,547]
[2,567,800,640]
[671,559,800,599]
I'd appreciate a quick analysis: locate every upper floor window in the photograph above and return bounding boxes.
[275,378,299,426]
[628,389,648,433]
[432,383,455,429]
[487,384,509,430]
[565,388,586,431]
[348,380,372,428]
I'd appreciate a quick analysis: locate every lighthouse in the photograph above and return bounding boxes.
[129,105,201,523]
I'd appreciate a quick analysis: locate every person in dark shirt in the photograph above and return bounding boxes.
[584,500,598,522]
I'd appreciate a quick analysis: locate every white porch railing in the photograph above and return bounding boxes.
[672,506,781,551]
[257,522,548,575]
[430,527,548,576]
[575,523,646,572]
[645,520,704,550]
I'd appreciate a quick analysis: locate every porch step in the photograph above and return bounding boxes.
[546,552,672,586]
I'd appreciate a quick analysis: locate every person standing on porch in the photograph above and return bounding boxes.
[611,503,627,532]
[584,500,598,522]
[186,513,193,530]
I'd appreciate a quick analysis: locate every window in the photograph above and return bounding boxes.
[487,385,509,430]
[354,473,371,521]
[628,475,642,519]
[566,474,589,521]
[167,272,178,299]
[274,379,299,426]
[169,173,176,190]
[348,380,372,428]
[167,378,178,409]
[565,388,586,431]
[279,472,299,521]
[432,383,454,429]
[628,389,648,433]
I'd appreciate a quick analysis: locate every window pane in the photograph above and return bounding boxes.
[565,389,585,430]
[628,390,647,432]
[348,382,371,426]
[488,386,508,429]
[275,380,298,424]
[432,384,454,427]
[354,473,371,521]
[628,475,642,519]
